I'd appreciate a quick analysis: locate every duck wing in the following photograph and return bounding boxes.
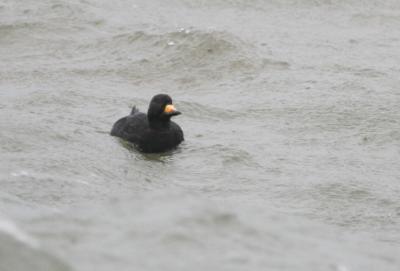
[110,112,148,144]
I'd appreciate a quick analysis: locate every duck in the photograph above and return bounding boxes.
[111,94,184,153]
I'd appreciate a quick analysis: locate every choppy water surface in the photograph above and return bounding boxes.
[1,0,400,270]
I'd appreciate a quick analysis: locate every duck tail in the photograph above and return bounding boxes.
[130,106,139,115]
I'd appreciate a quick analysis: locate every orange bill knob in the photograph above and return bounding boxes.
[164,104,177,113]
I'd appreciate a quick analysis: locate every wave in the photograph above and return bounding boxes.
[178,0,400,9]
[0,216,72,271]
[97,29,290,84]
[0,216,38,248]
[1,0,292,84]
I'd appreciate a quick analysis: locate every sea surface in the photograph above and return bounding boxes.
[1,0,400,270]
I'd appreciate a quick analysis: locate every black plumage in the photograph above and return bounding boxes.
[111,94,184,153]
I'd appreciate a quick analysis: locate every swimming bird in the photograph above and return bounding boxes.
[111,94,184,153]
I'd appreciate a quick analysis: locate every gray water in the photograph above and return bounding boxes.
[1,0,400,270]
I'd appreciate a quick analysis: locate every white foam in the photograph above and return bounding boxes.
[74,179,90,185]
[10,170,30,177]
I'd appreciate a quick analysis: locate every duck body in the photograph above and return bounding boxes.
[111,94,184,153]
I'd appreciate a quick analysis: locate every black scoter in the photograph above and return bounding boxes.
[111,94,184,153]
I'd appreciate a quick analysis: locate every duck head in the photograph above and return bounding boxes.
[147,94,181,122]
